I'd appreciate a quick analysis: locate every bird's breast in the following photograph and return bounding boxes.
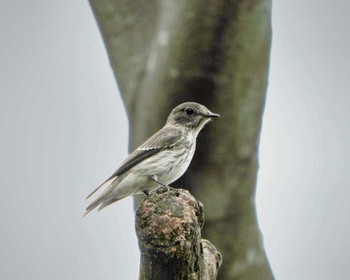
[159,136,196,184]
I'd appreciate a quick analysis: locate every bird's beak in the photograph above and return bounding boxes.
[205,112,220,118]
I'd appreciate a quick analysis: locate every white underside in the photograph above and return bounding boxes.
[110,131,197,197]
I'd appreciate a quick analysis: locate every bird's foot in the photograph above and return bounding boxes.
[155,185,171,195]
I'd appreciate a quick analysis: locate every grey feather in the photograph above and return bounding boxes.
[83,102,220,216]
[84,127,182,208]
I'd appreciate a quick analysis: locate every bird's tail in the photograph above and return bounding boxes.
[82,194,126,217]
[85,176,117,200]
[83,174,120,217]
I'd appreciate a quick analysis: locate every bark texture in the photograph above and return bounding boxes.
[89,0,273,278]
[136,188,222,280]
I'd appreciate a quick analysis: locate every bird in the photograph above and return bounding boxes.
[83,102,220,216]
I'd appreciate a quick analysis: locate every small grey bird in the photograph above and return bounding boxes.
[83,102,219,216]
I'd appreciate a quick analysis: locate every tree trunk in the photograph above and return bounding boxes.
[89,0,273,278]
[136,188,222,279]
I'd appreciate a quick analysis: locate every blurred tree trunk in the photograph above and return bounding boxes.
[89,0,273,279]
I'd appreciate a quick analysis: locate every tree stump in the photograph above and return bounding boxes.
[136,188,222,280]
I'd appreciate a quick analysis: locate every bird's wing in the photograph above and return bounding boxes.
[86,126,182,199]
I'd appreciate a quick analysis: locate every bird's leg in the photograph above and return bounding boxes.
[150,175,169,191]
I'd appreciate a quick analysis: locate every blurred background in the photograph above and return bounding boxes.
[0,1,349,279]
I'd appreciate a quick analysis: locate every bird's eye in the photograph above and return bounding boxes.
[185,108,195,116]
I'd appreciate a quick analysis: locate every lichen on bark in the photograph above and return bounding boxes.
[136,188,221,280]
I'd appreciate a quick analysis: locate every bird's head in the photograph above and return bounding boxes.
[166,102,220,134]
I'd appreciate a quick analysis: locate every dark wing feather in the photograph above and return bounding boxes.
[86,126,182,199]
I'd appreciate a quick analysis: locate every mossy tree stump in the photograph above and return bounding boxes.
[136,188,222,280]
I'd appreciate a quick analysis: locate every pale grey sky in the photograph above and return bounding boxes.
[0,1,349,280]
[257,1,350,279]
